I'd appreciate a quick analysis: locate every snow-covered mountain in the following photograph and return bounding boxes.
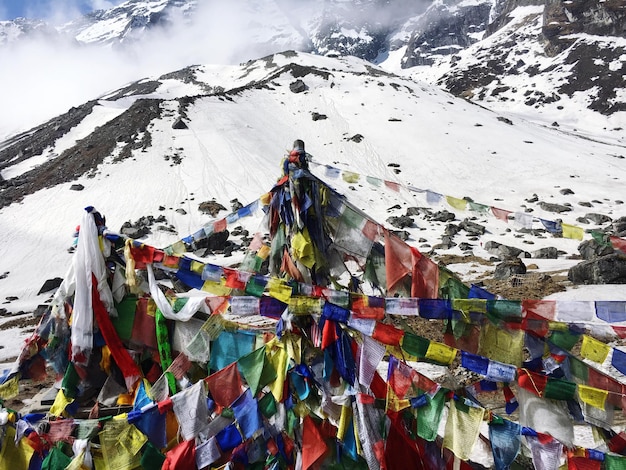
[0,0,623,140]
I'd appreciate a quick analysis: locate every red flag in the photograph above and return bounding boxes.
[384,230,412,294]
[411,247,439,299]
[223,268,246,289]
[130,244,155,265]
[491,207,512,222]
[517,369,548,397]
[302,415,328,470]
[92,275,141,389]
[567,456,600,470]
[281,248,303,281]
[205,362,243,408]
[372,322,404,346]
[321,320,339,350]
[214,218,227,233]
[610,236,626,253]
[162,439,196,470]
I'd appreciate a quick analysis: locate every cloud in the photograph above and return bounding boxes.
[0,0,427,139]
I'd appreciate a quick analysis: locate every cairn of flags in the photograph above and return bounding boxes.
[1,156,626,470]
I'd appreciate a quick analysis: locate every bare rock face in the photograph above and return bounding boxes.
[543,0,626,41]
[568,253,626,284]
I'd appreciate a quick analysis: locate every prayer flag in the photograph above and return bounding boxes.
[577,384,608,410]
[372,322,404,346]
[232,389,263,439]
[302,416,328,470]
[562,223,584,240]
[384,230,412,294]
[568,457,601,470]
[424,341,458,365]
[526,435,563,470]
[416,390,446,441]
[171,381,208,440]
[610,236,626,253]
[612,347,626,375]
[443,400,484,461]
[162,439,196,470]
[238,346,277,396]
[205,362,243,408]
[446,195,467,211]
[580,335,610,363]
[596,301,626,323]
[359,335,386,387]
[195,437,221,469]
[489,418,521,470]
[491,207,511,222]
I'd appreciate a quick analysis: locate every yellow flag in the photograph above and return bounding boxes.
[118,424,148,456]
[451,299,487,315]
[267,341,288,401]
[0,376,19,400]
[386,386,411,412]
[337,405,352,441]
[425,341,457,365]
[478,322,524,366]
[562,223,584,240]
[50,389,74,417]
[267,278,293,304]
[578,384,608,410]
[580,335,610,364]
[170,240,187,254]
[201,280,232,296]
[292,228,316,268]
[191,260,204,274]
[342,171,360,183]
[257,244,271,260]
[443,400,485,461]
[0,427,35,470]
[289,296,321,316]
[446,195,467,211]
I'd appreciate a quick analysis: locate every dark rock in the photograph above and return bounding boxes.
[70,184,84,191]
[175,208,187,215]
[311,112,328,121]
[445,224,460,236]
[289,80,307,93]
[526,194,539,203]
[349,134,364,143]
[435,235,457,250]
[431,210,456,222]
[198,200,227,217]
[494,258,527,280]
[578,239,615,260]
[585,213,612,225]
[568,253,626,284]
[33,304,49,318]
[559,188,574,195]
[459,242,474,251]
[532,247,559,259]
[610,217,626,237]
[231,199,244,212]
[459,219,486,236]
[538,201,573,213]
[120,226,150,239]
[497,116,513,125]
[387,215,414,229]
[37,277,63,295]
[391,230,410,241]
[195,230,230,253]
[484,240,530,259]
[172,118,188,129]
[578,201,593,207]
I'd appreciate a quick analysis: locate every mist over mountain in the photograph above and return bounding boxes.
[1,0,624,140]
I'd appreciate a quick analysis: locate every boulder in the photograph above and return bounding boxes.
[387,215,414,229]
[584,213,612,225]
[198,200,226,217]
[484,240,530,259]
[538,201,572,213]
[494,258,527,280]
[37,277,63,295]
[459,219,486,236]
[578,239,615,260]
[431,210,456,222]
[568,253,626,284]
[532,247,559,259]
[172,118,188,129]
[289,80,307,93]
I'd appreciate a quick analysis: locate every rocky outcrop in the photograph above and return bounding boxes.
[402,1,492,67]
[568,253,626,284]
[543,0,626,43]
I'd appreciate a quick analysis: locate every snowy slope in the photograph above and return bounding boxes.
[1,52,625,357]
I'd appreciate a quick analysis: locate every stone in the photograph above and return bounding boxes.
[37,277,63,295]
[459,219,486,236]
[584,213,612,224]
[198,200,227,217]
[386,215,414,229]
[494,258,527,280]
[532,247,559,259]
[289,80,307,93]
[484,240,530,259]
[538,201,573,213]
[578,239,615,260]
[568,254,626,284]
[172,118,188,129]
[70,184,84,191]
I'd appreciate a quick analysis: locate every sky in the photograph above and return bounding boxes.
[0,0,124,21]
